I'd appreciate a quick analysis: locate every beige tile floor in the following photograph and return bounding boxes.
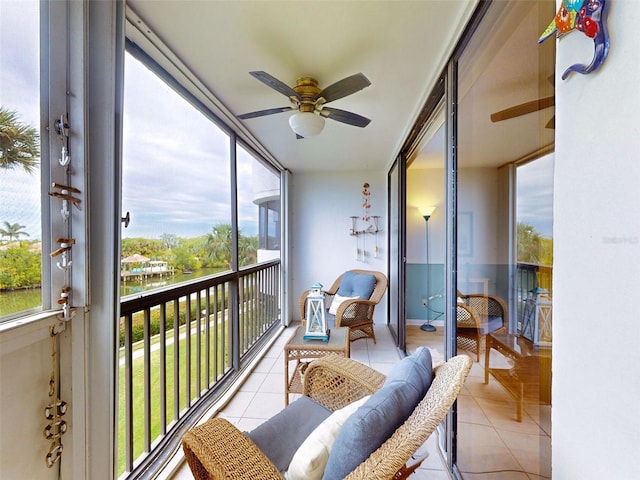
[171,322,451,479]
[406,325,551,480]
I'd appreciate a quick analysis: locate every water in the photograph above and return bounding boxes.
[0,267,227,317]
[0,288,42,317]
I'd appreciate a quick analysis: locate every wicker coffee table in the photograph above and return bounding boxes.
[284,326,350,405]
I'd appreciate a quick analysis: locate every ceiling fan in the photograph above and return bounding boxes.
[490,74,555,129]
[490,95,555,129]
[238,71,371,138]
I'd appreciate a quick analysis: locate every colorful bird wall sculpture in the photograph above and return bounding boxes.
[539,0,610,80]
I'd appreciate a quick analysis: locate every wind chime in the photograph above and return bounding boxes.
[349,183,381,261]
[44,114,79,467]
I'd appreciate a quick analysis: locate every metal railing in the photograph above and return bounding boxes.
[117,260,280,477]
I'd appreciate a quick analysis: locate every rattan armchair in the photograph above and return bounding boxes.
[456,292,508,362]
[299,270,388,343]
[182,354,472,480]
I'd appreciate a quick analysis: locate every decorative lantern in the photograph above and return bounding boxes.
[304,283,329,341]
[521,287,552,346]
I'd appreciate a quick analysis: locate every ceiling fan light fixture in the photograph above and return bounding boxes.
[289,111,325,137]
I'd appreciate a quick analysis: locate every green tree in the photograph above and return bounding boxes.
[160,232,178,250]
[238,234,258,267]
[204,224,233,269]
[121,237,163,259]
[517,222,553,265]
[203,223,259,269]
[0,221,30,242]
[0,107,40,174]
[172,245,201,271]
[0,244,41,289]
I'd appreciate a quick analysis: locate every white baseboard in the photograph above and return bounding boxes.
[406,319,445,327]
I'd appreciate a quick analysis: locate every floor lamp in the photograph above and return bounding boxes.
[419,207,436,332]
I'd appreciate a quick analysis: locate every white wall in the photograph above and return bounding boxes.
[0,318,61,480]
[554,1,640,477]
[290,172,387,323]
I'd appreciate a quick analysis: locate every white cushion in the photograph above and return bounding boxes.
[285,395,370,480]
[328,294,359,316]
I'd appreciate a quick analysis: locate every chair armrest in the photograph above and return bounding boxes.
[303,356,386,411]
[460,294,507,320]
[298,289,311,321]
[335,299,377,325]
[182,418,283,480]
[345,355,472,480]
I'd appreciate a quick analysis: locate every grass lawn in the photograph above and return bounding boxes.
[117,320,230,475]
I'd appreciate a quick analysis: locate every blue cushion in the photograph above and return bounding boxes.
[337,271,376,299]
[478,315,503,335]
[322,347,434,479]
[247,396,331,472]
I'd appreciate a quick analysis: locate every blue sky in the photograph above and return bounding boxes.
[0,0,41,240]
[517,154,554,238]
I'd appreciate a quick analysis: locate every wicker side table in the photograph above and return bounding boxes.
[484,333,551,421]
[284,326,350,405]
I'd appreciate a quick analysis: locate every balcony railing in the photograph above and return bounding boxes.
[118,260,281,478]
[516,262,552,333]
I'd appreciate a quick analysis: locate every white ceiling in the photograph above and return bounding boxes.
[126,0,476,173]
[412,1,556,169]
[126,1,554,174]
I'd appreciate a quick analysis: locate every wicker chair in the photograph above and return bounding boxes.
[456,292,508,362]
[182,354,472,480]
[299,270,388,343]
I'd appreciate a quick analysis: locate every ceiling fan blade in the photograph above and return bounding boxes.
[546,116,555,129]
[316,73,371,104]
[490,96,555,122]
[321,107,371,128]
[238,106,294,120]
[249,71,300,100]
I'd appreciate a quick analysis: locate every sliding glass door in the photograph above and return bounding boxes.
[387,155,406,351]
[393,1,555,476]
[453,1,554,478]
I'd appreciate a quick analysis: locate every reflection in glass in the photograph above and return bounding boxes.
[454,1,554,478]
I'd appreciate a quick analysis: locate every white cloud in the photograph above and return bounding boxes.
[122,52,260,239]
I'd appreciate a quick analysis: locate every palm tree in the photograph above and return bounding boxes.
[517,222,542,264]
[204,224,233,269]
[0,221,30,242]
[0,107,40,174]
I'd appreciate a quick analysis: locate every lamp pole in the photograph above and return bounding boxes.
[419,207,436,332]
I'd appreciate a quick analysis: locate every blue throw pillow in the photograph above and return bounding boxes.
[247,396,331,472]
[322,347,434,479]
[337,271,376,299]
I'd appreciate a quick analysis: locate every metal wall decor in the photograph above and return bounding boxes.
[539,0,610,80]
[43,113,79,467]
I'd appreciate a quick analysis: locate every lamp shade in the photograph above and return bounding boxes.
[419,206,436,221]
[289,112,325,137]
